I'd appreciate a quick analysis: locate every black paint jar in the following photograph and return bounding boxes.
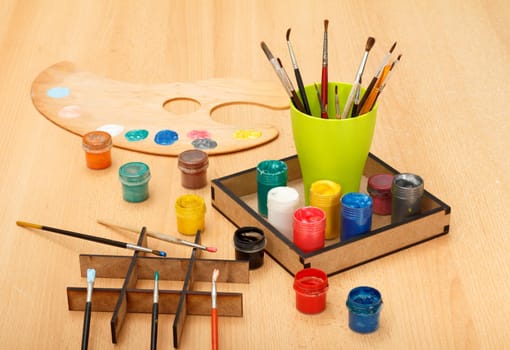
[233,227,267,270]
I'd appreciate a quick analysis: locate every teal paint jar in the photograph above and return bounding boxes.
[119,162,151,202]
[256,160,288,217]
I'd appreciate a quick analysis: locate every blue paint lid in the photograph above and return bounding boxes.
[346,286,383,314]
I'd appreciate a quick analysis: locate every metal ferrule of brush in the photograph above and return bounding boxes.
[153,279,159,303]
[126,243,151,254]
[211,284,217,309]
[86,282,94,303]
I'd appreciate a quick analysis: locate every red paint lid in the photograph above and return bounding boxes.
[293,268,328,294]
[367,174,393,194]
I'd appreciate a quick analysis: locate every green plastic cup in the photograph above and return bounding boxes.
[290,82,377,204]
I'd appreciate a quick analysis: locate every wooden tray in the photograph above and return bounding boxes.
[211,153,451,276]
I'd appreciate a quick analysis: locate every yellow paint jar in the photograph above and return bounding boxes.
[310,180,342,240]
[175,194,206,236]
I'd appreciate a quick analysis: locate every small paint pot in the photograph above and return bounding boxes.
[118,162,151,202]
[346,286,383,333]
[367,174,393,216]
[178,149,209,189]
[293,267,329,314]
[293,206,326,253]
[391,173,424,224]
[341,193,372,241]
[309,180,341,240]
[175,194,206,236]
[256,160,288,217]
[82,131,112,169]
[233,227,267,270]
[267,186,299,241]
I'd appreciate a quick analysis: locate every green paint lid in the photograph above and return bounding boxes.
[119,162,151,185]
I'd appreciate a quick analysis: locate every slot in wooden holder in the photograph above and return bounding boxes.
[67,228,249,348]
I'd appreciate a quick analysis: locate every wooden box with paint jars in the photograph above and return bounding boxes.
[211,153,451,276]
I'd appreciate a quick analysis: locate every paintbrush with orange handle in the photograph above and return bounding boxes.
[211,269,220,350]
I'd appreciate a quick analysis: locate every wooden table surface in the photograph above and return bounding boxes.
[1,1,509,349]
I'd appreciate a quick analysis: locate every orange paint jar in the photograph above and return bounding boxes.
[82,131,112,169]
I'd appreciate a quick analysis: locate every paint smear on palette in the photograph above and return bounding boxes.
[187,130,211,140]
[97,124,124,137]
[232,129,262,140]
[125,129,149,142]
[192,138,218,150]
[154,129,179,145]
[58,105,81,118]
[47,87,70,98]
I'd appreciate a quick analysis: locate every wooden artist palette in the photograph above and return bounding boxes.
[31,61,289,156]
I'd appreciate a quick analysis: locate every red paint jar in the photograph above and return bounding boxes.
[293,206,326,253]
[293,268,329,314]
[367,174,393,215]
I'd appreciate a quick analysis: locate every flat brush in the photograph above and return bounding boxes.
[341,36,376,119]
[286,28,311,114]
[357,41,397,116]
[260,41,305,112]
[211,269,220,350]
[16,220,167,257]
[321,19,329,118]
[81,268,95,350]
[150,271,159,350]
[97,219,217,253]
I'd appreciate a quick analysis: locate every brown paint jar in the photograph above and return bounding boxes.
[178,149,209,189]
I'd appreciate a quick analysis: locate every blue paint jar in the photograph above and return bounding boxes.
[256,160,288,217]
[118,162,151,202]
[341,192,372,241]
[346,286,383,333]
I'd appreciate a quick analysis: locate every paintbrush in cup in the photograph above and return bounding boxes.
[341,36,376,119]
[357,41,397,115]
[320,19,329,118]
[314,83,328,118]
[260,41,304,112]
[286,28,311,115]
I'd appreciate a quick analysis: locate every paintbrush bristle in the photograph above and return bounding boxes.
[366,37,376,51]
[324,19,328,31]
[389,41,397,53]
[87,268,96,283]
[286,28,291,41]
[260,41,273,59]
[212,269,219,283]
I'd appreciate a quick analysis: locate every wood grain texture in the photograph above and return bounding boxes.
[1,0,509,349]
